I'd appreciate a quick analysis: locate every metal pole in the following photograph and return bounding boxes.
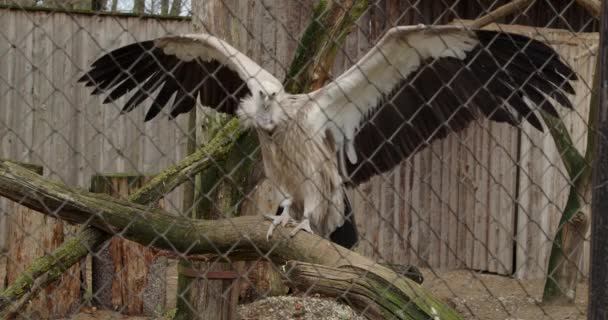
[589,1,608,319]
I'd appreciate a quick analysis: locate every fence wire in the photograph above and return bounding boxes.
[0,0,599,319]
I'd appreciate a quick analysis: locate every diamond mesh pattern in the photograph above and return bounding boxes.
[0,0,597,319]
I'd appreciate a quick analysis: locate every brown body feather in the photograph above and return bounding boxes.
[257,96,345,237]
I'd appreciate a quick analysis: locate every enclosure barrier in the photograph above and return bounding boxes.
[0,0,603,319]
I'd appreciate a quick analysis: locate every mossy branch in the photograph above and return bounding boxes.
[284,0,369,92]
[0,160,461,320]
[0,228,106,318]
[286,261,458,320]
[0,121,246,315]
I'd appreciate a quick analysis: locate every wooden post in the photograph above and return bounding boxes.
[90,174,167,317]
[589,0,608,317]
[2,163,82,318]
[173,107,244,319]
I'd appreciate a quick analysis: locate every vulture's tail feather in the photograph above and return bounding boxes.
[329,196,358,249]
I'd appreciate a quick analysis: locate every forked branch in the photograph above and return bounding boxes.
[0,160,461,320]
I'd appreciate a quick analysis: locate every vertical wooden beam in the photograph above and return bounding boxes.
[588,0,608,317]
[2,163,82,318]
[90,174,167,317]
[174,107,242,320]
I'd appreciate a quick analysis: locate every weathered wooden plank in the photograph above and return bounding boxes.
[472,120,490,271]
[438,134,457,269]
[429,138,443,269]
[487,122,518,274]
[459,126,476,269]
[0,9,192,219]
[0,9,15,255]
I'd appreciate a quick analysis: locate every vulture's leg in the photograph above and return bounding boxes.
[265,197,294,240]
[289,204,314,237]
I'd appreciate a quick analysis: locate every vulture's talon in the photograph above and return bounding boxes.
[265,209,294,241]
[266,224,277,241]
[289,219,314,237]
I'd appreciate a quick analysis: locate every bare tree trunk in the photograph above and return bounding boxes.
[133,0,145,14]
[149,0,156,14]
[160,0,169,15]
[169,0,181,15]
[6,0,38,6]
[110,0,117,11]
[92,0,106,11]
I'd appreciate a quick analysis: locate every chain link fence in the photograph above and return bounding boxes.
[0,0,600,319]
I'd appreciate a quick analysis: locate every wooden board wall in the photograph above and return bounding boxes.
[0,9,194,251]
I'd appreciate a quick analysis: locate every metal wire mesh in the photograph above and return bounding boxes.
[0,0,598,319]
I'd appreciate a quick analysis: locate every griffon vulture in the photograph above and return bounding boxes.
[79,25,577,249]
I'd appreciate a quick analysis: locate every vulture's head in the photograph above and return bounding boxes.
[238,81,287,132]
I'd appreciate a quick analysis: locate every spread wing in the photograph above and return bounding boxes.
[311,25,576,185]
[79,34,282,121]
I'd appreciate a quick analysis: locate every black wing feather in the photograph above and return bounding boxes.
[80,40,249,120]
[345,30,576,185]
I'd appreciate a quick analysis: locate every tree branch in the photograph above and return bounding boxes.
[0,121,247,315]
[0,160,461,319]
[575,0,600,19]
[286,261,434,319]
[284,0,370,92]
[459,0,536,28]
[0,228,105,318]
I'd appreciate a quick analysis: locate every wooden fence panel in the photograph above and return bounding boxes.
[0,8,193,221]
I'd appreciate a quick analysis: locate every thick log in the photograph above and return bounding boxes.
[0,160,462,320]
[286,261,427,319]
[90,174,167,316]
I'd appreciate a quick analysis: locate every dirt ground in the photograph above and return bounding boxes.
[1,255,588,319]
[421,269,587,320]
